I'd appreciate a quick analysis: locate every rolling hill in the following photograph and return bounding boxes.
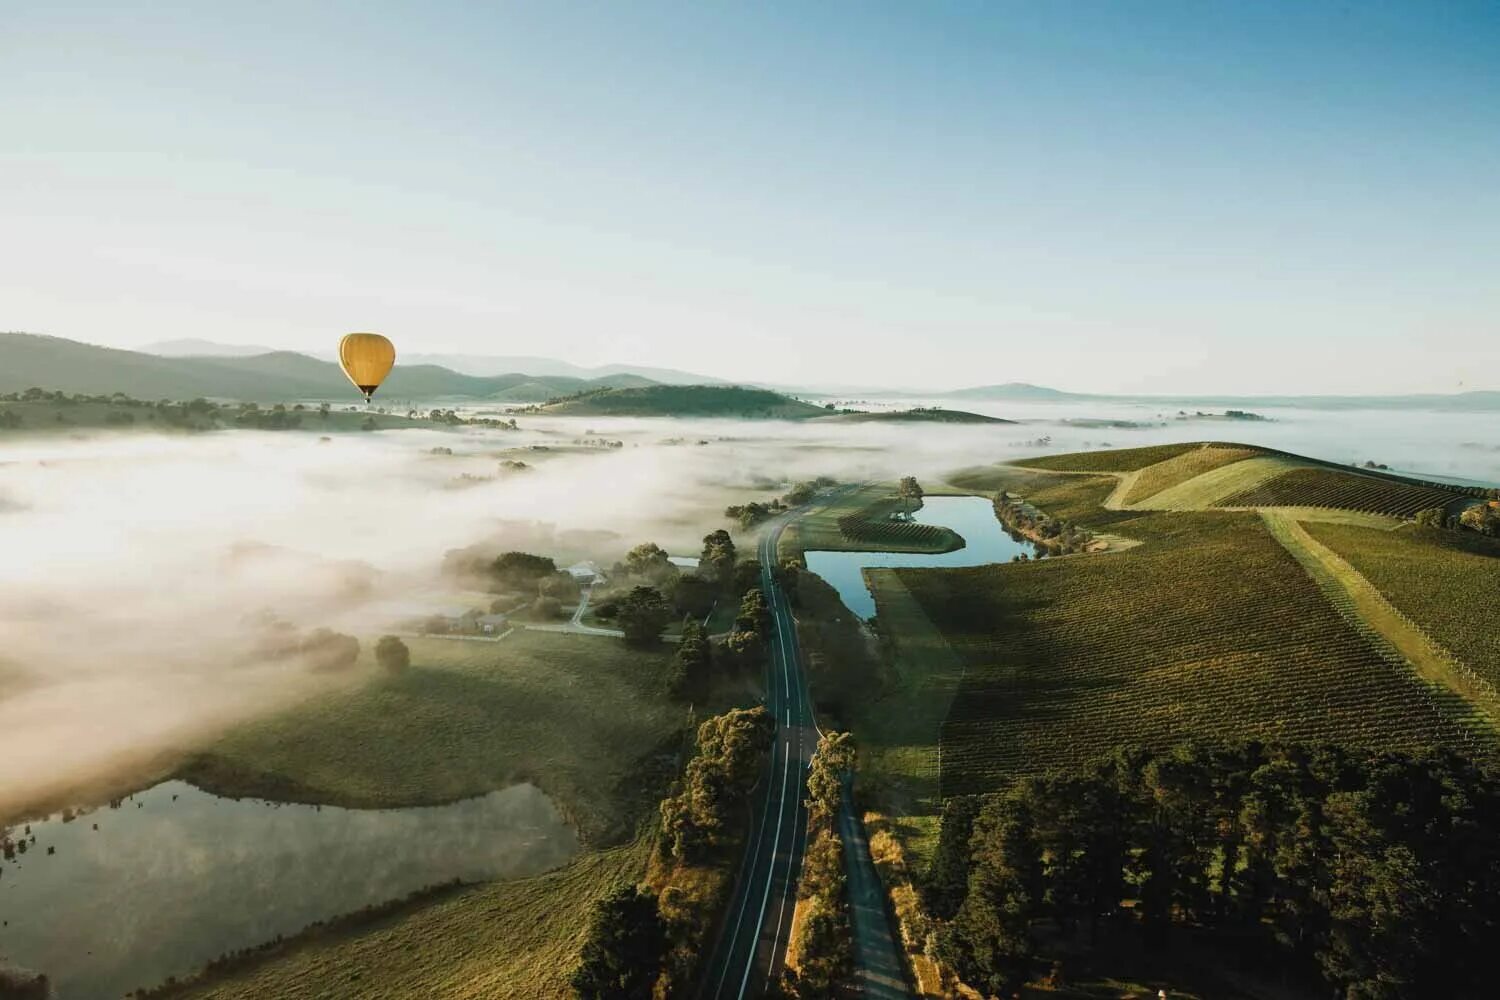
[536,384,828,419]
[822,407,1015,424]
[0,333,652,402]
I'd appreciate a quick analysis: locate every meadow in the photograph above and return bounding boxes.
[180,630,686,845]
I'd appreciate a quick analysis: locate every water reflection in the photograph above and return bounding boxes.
[804,496,1037,619]
[0,780,578,998]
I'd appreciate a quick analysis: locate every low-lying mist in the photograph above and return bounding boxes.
[6,401,1491,820]
[0,415,1025,818]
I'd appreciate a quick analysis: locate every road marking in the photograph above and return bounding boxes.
[712,731,781,998]
[738,726,794,1000]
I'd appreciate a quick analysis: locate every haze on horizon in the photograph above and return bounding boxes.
[3,1,1497,395]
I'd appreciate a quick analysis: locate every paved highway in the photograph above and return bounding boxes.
[698,501,909,998]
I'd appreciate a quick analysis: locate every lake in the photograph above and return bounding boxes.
[804,495,1037,619]
[0,780,578,998]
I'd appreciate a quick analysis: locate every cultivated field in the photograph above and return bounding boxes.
[169,834,653,999]
[892,511,1490,797]
[1305,522,1500,691]
[1014,442,1205,473]
[779,483,961,556]
[1216,466,1462,518]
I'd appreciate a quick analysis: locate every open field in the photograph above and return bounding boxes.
[894,511,1490,797]
[180,630,685,845]
[166,833,653,1000]
[1305,522,1500,691]
[856,571,973,867]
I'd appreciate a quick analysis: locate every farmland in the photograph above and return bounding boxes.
[779,483,962,556]
[891,510,1491,797]
[1216,466,1462,517]
[1305,522,1500,690]
[164,833,654,1000]
[1014,441,1205,473]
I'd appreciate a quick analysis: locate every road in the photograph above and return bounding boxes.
[698,503,910,999]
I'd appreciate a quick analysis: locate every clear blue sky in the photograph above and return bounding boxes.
[3,1,1496,393]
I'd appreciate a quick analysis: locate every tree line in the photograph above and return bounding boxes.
[571,706,776,999]
[926,740,1500,999]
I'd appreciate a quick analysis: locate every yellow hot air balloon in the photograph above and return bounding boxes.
[338,332,396,402]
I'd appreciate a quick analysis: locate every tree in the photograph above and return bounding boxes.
[730,558,763,599]
[616,586,672,645]
[898,476,924,516]
[299,628,360,671]
[670,621,712,699]
[570,883,668,1000]
[699,529,737,585]
[623,542,676,583]
[491,551,557,590]
[660,706,774,860]
[668,573,717,619]
[1413,507,1447,529]
[805,731,855,828]
[374,635,410,674]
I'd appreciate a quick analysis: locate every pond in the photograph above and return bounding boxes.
[804,495,1038,619]
[0,780,578,999]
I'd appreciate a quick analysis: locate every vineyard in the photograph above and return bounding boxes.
[1015,442,1205,473]
[893,512,1491,797]
[1122,444,1260,505]
[1305,522,1500,690]
[837,511,954,548]
[1215,466,1461,517]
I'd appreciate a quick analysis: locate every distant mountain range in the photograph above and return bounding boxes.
[6,334,1496,411]
[1,333,654,403]
[140,339,724,386]
[938,382,1500,412]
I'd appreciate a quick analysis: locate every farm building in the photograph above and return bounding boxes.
[566,560,607,585]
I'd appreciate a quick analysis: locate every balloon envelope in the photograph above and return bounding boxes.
[338,333,396,401]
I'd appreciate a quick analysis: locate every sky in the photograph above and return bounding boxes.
[2,1,1497,394]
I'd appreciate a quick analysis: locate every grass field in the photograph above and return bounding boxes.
[180,630,685,845]
[1121,444,1260,505]
[167,833,654,1000]
[892,511,1489,797]
[1304,522,1500,691]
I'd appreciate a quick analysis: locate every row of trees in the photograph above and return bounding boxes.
[993,490,1093,555]
[784,733,857,998]
[573,707,777,999]
[927,740,1500,999]
[1415,503,1500,537]
[725,477,837,530]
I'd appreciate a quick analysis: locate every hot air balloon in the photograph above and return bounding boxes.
[338,332,396,402]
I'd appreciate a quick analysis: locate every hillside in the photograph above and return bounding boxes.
[0,333,648,402]
[1008,441,1483,518]
[536,384,828,419]
[822,407,1014,424]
